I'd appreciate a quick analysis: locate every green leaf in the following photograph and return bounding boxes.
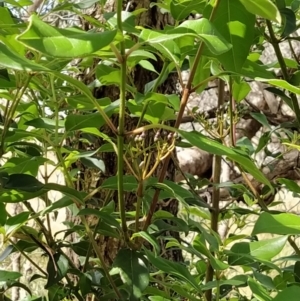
[101,175,138,192]
[232,81,251,101]
[0,270,22,282]
[294,261,300,283]
[250,112,271,129]
[175,18,232,55]
[277,178,300,194]
[170,0,206,20]
[78,273,92,297]
[131,231,160,256]
[41,197,73,216]
[45,254,69,289]
[239,0,281,22]
[71,241,91,257]
[254,271,276,290]
[248,277,272,301]
[273,285,300,301]
[228,236,288,265]
[0,42,48,71]
[280,8,297,37]
[113,249,149,301]
[256,78,300,94]
[179,130,273,191]
[17,15,117,58]
[5,212,30,237]
[43,183,85,205]
[138,30,181,64]
[2,174,44,192]
[77,208,121,230]
[138,60,158,74]
[144,249,201,291]
[253,212,300,235]
[265,87,293,110]
[241,60,275,79]
[80,157,106,173]
[204,0,255,72]
[0,189,46,203]
[65,99,120,131]
[24,118,64,130]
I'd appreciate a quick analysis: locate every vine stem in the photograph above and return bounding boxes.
[142,0,222,231]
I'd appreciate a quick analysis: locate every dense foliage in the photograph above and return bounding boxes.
[1,0,300,300]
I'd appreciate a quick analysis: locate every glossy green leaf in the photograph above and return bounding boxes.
[41,197,73,216]
[65,100,119,131]
[179,130,273,190]
[170,0,206,20]
[254,271,276,290]
[144,249,201,291]
[176,18,232,55]
[1,174,44,192]
[277,178,300,194]
[273,285,300,301]
[5,212,30,236]
[45,254,69,289]
[228,236,287,265]
[71,241,91,257]
[241,60,275,79]
[113,249,149,300]
[0,189,46,203]
[2,157,46,176]
[253,212,300,235]
[204,0,255,72]
[280,8,297,37]
[17,15,116,58]
[80,157,106,173]
[131,231,160,256]
[78,273,92,297]
[232,81,251,101]
[0,42,48,71]
[77,208,120,230]
[239,0,281,22]
[256,78,300,94]
[0,7,19,35]
[24,118,64,130]
[101,175,138,191]
[138,30,181,64]
[44,183,85,205]
[248,277,272,301]
[250,112,271,129]
[0,270,22,282]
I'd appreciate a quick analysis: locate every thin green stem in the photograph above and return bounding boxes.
[0,75,32,158]
[228,77,235,147]
[8,238,47,276]
[205,79,224,301]
[266,20,300,126]
[116,0,128,239]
